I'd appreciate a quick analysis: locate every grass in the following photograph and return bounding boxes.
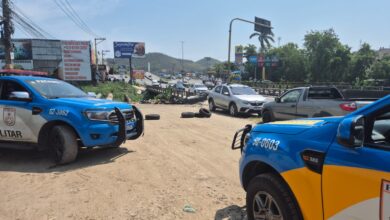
[81,82,143,102]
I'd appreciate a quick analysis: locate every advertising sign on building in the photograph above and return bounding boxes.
[0,60,34,70]
[113,42,145,58]
[0,39,32,60]
[235,46,244,65]
[132,70,145,79]
[60,41,91,81]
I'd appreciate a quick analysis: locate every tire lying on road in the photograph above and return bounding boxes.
[145,114,160,120]
[194,112,203,118]
[181,112,195,118]
[199,108,212,118]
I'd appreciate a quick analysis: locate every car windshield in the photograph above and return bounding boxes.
[26,79,87,98]
[230,86,257,95]
[195,85,206,88]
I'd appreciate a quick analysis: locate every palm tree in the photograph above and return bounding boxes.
[249,31,275,53]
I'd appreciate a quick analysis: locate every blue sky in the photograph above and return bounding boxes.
[14,0,390,61]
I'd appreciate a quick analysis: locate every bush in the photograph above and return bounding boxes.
[81,82,142,102]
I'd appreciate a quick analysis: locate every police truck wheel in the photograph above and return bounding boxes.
[50,125,78,164]
[246,174,303,220]
[209,99,216,112]
[229,103,238,117]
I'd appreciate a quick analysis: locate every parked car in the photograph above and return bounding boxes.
[207,84,267,116]
[151,79,159,87]
[173,82,186,92]
[0,76,143,164]
[261,86,373,122]
[189,83,208,96]
[204,81,215,89]
[232,94,390,220]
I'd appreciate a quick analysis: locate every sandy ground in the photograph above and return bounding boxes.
[0,103,261,220]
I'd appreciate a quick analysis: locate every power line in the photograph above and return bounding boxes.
[0,3,54,39]
[11,3,56,39]
[52,0,99,37]
[63,0,96,36]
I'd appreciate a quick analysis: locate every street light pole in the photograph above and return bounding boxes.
[94,37,106,84]
[227,18,272,75]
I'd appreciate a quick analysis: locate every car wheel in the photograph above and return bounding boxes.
[262,110,273,123]
[229,103,238,117]
[50,125,78,164]
[246,174,303,220]
[209,99,216,112]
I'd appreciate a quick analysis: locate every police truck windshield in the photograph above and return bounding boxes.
[26,79,87,98]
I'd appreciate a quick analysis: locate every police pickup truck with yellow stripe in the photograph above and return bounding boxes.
[232,94,390,220]
[0,76,143,164]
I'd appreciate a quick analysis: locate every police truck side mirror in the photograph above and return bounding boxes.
[275,97,281,103]
[337,115,365,148]
[9,91,32,102]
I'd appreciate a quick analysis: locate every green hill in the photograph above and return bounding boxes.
[106,53,221,73]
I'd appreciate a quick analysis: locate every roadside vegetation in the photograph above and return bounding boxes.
[211,29,390,86]
[81,82,142,102]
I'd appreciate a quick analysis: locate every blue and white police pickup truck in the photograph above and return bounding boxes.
[232,95,390,220]
[0,76,143,164]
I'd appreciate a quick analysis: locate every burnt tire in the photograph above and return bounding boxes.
[208,99,216,112]
[50,125,78,165]
[194,112,203,118]
[246,173,303,220]
[145,114,160,120]
[181,112,195,118]
[262,110,273,123]
[199,108,212,118]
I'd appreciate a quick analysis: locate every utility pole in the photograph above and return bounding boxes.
[101,49,109,64]
[94,37,105,85]
[181,41,184,73]
[2,0,13,69]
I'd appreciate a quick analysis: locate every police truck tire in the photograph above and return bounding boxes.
[246,173,303,220]
[262,110,273,123]
[199,108,212,118]
[181,112,195,118]
[50,125,78,165]
[145,114,160,120]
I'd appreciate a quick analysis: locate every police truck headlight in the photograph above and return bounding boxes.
[84,110,111,121]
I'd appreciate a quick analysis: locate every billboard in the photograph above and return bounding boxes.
[113,42,145,58]
[60,41,92,81]
[0,60,33,70]
[235,46,244,65]
[132,70,145,79]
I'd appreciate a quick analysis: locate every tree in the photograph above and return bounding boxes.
[368,56,390,80]
[249,31,274,53]
[347,43,376,83]
[304,29,351,82]
[266,43,307,82]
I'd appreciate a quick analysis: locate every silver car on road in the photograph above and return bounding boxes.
[207,84,267,116]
